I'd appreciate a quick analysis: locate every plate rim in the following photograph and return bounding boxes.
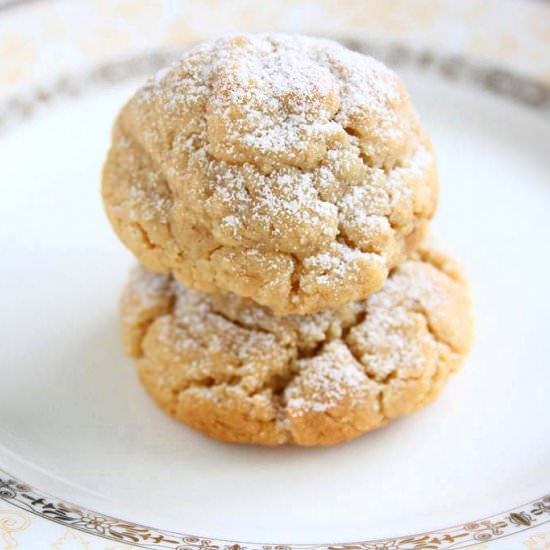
[1,467,549,549]
[1,38,549,548]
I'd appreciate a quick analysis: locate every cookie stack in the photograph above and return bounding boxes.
[102,34,472,446]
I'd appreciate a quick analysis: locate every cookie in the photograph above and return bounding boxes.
[103,34,438,315]
[120,244,472,446]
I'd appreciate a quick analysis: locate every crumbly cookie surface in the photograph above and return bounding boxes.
[120,245,472,446]
[103,34,438,315]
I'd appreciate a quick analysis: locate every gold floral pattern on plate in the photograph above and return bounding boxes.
[0,471,549,549]
[0,509,31,549]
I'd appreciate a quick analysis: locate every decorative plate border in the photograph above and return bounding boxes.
[0,39,549,548]
[0,469,549,549]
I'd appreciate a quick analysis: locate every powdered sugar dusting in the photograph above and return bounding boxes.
[286,342,367,415]
[120,266,175,339]
[205,35,343,169]
[346,262,443,381]
[127,266,172,304]
[128,184,171,224]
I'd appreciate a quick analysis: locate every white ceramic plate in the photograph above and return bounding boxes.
[0,42,549,549]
